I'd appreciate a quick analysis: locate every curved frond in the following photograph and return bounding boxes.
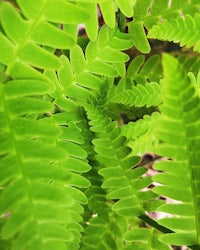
[129,0,200,53]
[152,54,200,246]
[148,14,200,52]
[110,54,200,106]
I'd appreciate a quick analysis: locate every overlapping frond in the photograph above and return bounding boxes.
[129,0,200,53]
[148,14,200,52]
[69,110,128,250]
[152,54,200,246]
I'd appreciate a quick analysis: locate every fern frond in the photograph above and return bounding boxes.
[129,0,200,53]
[112,82,161,108]
[108,55,162,112]
[75,112,131,250]
[152,54,200,246]
[0,79,78,249]
[85,103,162,218]
[53,119,92,249]
[148,14,200,52]
[0,75,92,249]
[1,0,200,249]
[84,167,109,217]
[85,25,132,77]
[0,1,89,79]
[53,25,133,102]
[114,54,199,100]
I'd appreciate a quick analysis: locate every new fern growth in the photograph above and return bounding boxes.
[0,1,200,250]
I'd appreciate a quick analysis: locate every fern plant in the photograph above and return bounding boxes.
[0,0,200,249]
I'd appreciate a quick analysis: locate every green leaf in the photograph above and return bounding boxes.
[0,32,14,64]
[32,21,75,49]
[7,97,53,116]
[17,0,90,23]
[116,0,134,17]
[129,22,150,53]
[99,0,115,28]
[3,80,52,97]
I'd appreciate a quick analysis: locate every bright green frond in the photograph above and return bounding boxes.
[148,14,200,52]
[0,76,91,249]
[152,54,200,246]
[112,82,161,107]
[109,55,162,110]
[115,0,135,17]
[0,79,75,248]
[85,103,158,218]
